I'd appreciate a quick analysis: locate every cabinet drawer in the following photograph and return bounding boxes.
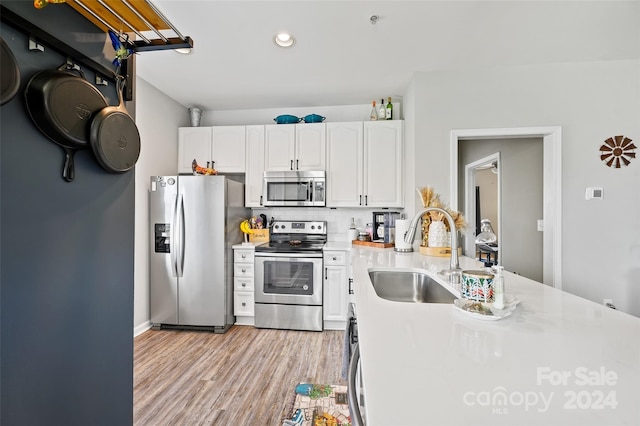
[324,251,346,266]
[234,291,254,316]
[234,278,254,292]
[234,250,255,263]
[234,263,254,278]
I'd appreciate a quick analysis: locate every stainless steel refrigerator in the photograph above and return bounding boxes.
[149,175,248,333]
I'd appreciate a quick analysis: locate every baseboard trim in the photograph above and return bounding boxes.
[134,321,152,337]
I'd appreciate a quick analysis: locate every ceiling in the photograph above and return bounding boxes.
[135,1,640,111]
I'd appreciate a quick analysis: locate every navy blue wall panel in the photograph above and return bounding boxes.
[1,3,134,425]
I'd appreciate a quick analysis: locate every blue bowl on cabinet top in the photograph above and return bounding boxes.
[303,114,326,123]
[274,115,302,124]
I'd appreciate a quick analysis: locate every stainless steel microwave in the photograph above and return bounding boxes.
[262,171,326,207]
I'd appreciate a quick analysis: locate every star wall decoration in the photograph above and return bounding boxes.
[600,135,636,168]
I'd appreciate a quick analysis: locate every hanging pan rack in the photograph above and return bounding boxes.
[65,0,194,52]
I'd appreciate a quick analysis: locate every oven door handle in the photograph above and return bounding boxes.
[254,252,323,258]
[348,343,365,426]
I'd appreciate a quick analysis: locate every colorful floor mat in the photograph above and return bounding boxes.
[283,383,351,426]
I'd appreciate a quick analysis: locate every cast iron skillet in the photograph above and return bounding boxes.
[24,64,108,182]
[1,37,20,106]
[89,76,140,173]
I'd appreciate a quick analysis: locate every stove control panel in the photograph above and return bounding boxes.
[271,220,327,235]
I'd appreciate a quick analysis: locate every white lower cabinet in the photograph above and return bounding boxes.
[323,249,350,330]
[233,247,255,325]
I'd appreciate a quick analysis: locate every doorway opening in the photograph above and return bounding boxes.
[464,153,501,266]
[450,126,562,288]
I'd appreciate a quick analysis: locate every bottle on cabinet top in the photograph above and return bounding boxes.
[378,98,386,120]
[370,100,378,121]
[386,97,393,120]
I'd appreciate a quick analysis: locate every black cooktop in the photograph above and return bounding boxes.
[254,220,327,253]
[255,240,326,253]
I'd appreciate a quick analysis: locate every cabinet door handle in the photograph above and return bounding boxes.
[241,282,246,287]
[296,159,299,170]
[365,195,368,206]
[212,160,215,168]
[332,256,337,261]
[359,195,362,206]
[349,278,354,295]
[241,268,246,273]
[325,267,328,280]
[241,254,246,259]
[241,302,246,307]
[259,195,263,205]
[290,160,293,170]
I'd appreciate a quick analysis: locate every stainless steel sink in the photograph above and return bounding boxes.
[368,269,456,303]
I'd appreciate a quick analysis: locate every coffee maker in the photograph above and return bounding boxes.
[372,211,400,243]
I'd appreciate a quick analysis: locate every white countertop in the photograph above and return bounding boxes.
[324,241,354,251]
[351,246,640,426]
[231,241,264,249]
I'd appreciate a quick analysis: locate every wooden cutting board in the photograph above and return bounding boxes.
[352,240,394,248]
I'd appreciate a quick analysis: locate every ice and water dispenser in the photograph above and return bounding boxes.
[154,223,171,253]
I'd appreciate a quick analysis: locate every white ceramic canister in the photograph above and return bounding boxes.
[428,220,448,247]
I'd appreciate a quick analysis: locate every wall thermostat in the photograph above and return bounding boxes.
[585,187,604,200]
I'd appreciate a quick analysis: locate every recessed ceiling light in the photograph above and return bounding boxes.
[274,32,295,48]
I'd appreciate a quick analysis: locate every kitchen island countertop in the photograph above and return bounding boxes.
[351,246,640,426]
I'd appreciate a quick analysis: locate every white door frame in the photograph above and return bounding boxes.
[450,126,562,288]
[464,152,501,260]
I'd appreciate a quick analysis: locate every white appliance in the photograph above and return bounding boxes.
[148,175,248,333]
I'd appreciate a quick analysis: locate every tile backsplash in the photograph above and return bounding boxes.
[251,207,407,242]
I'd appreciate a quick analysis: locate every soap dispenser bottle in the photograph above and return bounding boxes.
[348,218,358,242]
[493,265,505,309]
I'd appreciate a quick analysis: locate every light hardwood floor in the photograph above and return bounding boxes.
[134,326,347,425]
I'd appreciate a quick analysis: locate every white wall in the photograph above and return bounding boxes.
[204,103,402,126]
[409,59,640,315]
[133,77,189,335]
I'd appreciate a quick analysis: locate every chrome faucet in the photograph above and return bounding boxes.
[404,207,462,283]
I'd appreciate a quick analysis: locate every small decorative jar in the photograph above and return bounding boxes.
[461,270,495,302]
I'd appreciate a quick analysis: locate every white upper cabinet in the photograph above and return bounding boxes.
[264,123,326,171]
[178,126,246,174]
[295,123,326,170]
[211,126,246,172]
[245,125,266,207]
[325,122,364,207]
[178,127,212,173]
[326,120,403,208]
[363,121,403,207]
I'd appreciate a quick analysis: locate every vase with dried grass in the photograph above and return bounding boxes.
[416,186,467,249]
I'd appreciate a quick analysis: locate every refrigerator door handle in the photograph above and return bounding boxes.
[176,193,185,278]
[170,194,179,277]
